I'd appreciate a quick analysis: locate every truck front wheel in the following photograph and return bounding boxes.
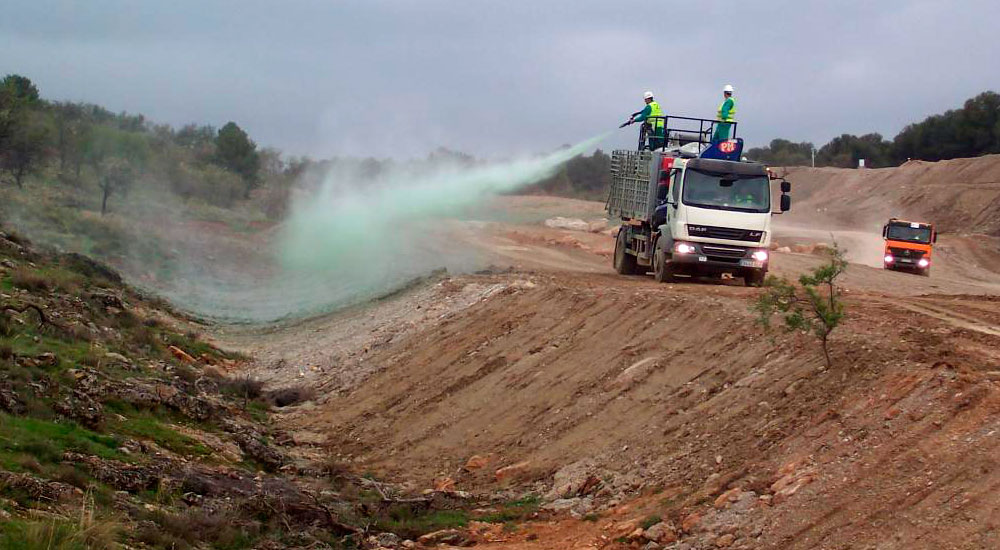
[653,237,675,283]
[614,228,638,275]
[744,269,766,287]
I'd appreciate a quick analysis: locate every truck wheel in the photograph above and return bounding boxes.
[614,228,638,275]
[653,238,675,283]
[920,267,931,277]
[744,269,766,287]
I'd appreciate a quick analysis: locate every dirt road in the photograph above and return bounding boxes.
[217,158,1000,549]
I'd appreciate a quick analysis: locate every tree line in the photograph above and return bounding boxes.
[0,74,297,216]
[3,74,996,215]
[746,91,1000,168]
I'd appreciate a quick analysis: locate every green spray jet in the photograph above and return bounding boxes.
[280,133,609,272]
[162,133,609,323]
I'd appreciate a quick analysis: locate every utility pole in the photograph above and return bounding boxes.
[811,146,816,168]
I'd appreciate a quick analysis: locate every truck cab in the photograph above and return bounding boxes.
[882,218,936,276]
[608,118,791,286]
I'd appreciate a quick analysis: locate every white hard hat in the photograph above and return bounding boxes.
[723,84,734,93]
[643,91,654,100]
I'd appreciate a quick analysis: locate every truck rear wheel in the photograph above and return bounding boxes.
[614,228,638,275]
[744,269,766,287]
[653,238,675,283]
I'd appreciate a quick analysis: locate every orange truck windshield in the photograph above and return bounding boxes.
[886,223,932,244]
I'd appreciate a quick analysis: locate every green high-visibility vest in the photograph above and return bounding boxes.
[648,101,664,131]
[717,97,736,122]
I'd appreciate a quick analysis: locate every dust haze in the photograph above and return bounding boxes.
[158,134,609,322]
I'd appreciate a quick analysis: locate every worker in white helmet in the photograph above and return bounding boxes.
[711,84,737,143]
[623,91,666,150]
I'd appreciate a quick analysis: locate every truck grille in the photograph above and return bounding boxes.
[687,225,763,242]
[888,247,925,259]
[701,245,747,259]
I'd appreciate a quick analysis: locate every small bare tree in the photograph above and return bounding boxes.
[84,125,147,214]
[96,157,136,215]
[753,244,848,368]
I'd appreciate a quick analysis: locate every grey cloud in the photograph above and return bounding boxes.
[2,0,997,158]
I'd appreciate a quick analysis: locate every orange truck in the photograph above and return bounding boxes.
[882,218,936,276]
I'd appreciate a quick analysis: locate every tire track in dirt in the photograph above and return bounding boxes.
[870,295,1000,337]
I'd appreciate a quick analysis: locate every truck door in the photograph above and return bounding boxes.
[669,169,681,220]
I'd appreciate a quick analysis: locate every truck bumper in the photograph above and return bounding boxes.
[668,241,768,274]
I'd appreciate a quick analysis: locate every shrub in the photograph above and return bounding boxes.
[0,515,121,550]
[52,464,91,490]
[753,244,848,368]
[641,515,662,530]
[137,508,258,549]
[0,312,12,338]
[10,267,83,294]
[265,385,315,408]
[128,325,162,353]
[10,268,50,292]
[218,375,264,400]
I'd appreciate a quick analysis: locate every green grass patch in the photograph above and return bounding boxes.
[640,515,662,530]
[246,400,269,423]
[377,508,469,539]
[10,265,86,294]
[0,413,121,467]
[101,402,212,458]
[477,495,541,524]
[0,517,121,550]
[0,329,98,371]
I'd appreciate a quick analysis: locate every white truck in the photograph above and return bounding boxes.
[607,116,791,286]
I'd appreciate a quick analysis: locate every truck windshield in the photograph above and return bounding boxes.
[682,169,770,213]
[887,223,932,244]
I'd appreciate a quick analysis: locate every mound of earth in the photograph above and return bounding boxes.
[781,153,1000,236]
[253,266,1000,549]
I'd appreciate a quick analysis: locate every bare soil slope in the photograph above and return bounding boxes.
[781,154,1000,236]
[225,156,1000,549]
[276,271,1000,549]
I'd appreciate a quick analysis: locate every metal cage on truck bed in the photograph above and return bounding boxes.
[607,150,655,221]
[634,115,738,152]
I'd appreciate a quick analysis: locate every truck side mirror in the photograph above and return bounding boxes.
[933,231,938,243]
[781,180,791,193]
[882,225,888,238]
[780,194,791,212]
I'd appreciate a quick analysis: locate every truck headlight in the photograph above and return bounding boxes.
[675,243,696,254]
[752,250,769,262]
[884,255,894,264]
[917,258,929,268]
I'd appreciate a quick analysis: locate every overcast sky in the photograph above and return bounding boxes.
[3,0,998,159]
